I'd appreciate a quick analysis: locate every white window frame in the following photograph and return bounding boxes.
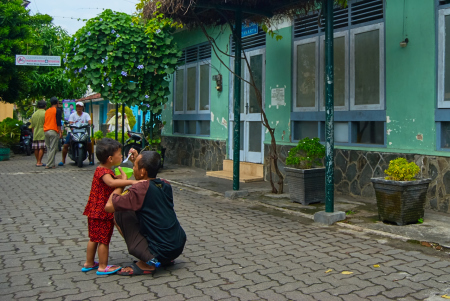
[438,7,450,108]
[174,65,185,113]
[350,23,385,111]
[198,61,212,113]
[319,31,349,111]
[173,60,212,115]
[293,36,320,112]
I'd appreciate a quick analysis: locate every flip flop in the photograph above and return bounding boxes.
[133,260,174,267]
[117,262,155,276]
[96,265,121,275]
[35,164,46,167]
[81,261,99,272]
[58,162,64,166]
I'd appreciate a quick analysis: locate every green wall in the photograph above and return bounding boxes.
[263,26,293,144]
[385,0,437,154]
[163,1,450,158]
[161,26,231,141]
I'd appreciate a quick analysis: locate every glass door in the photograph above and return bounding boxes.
[229,49,265,164]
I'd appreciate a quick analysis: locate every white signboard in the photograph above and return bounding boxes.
[15,55,61,66]
[271,88,286,106]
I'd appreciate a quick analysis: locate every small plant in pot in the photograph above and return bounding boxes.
[371,158,431,226]
[0,118,22,161]
[285,137,326,205]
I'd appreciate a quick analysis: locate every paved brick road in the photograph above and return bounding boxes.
[1,154,450,300]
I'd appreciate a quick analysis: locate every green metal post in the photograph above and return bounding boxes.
[233,9,242,191]
[150,111,153,144]
[142,110,146,150]
[90,99,94,164]
[121,103,125,155]
[115,103,119,141]
[324,0,335,213]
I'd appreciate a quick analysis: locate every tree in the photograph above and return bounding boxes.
[0,0,51,103]
[64,9,181,115]
[28,24,87,100]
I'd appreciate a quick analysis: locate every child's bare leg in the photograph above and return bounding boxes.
[97,243,120,272]
[84,240,98,267]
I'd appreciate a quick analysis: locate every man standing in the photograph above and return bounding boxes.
[30,100,47,167]
[44,97,62,169]
[105,150,186,276]
[59,101,94,166]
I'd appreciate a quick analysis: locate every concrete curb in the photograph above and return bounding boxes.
[169,179,415,243]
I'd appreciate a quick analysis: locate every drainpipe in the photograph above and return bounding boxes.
[233,9,242,191]
[324,0,335,212]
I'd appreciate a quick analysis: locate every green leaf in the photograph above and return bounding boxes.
[128,81,136,90]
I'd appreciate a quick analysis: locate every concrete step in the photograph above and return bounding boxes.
[206,160,264,183]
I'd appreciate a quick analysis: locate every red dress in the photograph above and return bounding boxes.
[83,167,116,244]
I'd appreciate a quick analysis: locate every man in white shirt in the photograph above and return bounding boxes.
[59,102,94,166]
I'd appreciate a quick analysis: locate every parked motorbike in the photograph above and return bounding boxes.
[66,121,91,168]
[14,122,33,156]
[123,131,144,156]
[123,131,166,168]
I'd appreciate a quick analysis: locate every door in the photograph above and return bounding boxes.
[93,105,100,133]
[229,49,265,164]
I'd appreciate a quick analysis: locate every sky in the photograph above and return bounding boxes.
[27,0,139,35]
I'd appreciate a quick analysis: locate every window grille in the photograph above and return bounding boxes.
[351,0,383,26]
[293,0,383,38]
[178,44,211,64]
[231,27,266,52]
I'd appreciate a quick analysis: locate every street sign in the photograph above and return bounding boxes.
[15,55,61,66]
[242,23,258,38]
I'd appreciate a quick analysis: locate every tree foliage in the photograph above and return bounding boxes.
[0,0,50,103]
[64,9,181,114]
[0,1,86,104]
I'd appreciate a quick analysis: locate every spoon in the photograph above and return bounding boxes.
[122,153,132,163]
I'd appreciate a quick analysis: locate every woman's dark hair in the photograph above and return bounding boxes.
[50,97,58,105]
[138,151,160,178]
[37,100,46,109]
[96,138,122,164]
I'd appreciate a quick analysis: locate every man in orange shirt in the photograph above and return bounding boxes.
[44,97,62,169]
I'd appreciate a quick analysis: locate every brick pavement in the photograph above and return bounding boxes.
[1,154,450,300]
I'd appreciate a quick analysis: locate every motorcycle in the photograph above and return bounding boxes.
[123,131,166,168]
[66,121,91,168]
[15,122,33,156]
[123,131,144,156]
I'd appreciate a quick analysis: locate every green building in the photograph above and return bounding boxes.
[160,0,450,213]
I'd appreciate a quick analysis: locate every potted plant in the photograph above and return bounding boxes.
[0,118,22,161]
[371,158,431,225]
[285,137,326,205]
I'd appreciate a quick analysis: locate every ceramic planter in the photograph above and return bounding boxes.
[285,167,325,205]
[371,177,431,226]
[0,147,10,161]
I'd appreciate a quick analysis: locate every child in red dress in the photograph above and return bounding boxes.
[82,138,138,275]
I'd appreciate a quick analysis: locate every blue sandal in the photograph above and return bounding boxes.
[96,265,121,275]
[81,261,99,272]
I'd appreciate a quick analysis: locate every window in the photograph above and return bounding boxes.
[438,7,450,108]
[437,4,450,150]
[291,0,385,146]
[173,44,211,135]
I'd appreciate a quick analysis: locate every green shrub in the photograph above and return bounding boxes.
[105,131,124,143]
[93,130,104,142]
[384,158,420,181]
[286,137,325,169]
[0,118,23,148]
